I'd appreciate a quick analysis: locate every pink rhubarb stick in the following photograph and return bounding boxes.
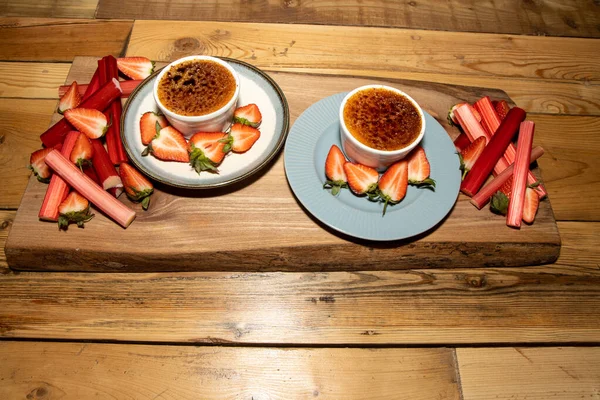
[470,146,544,209]
[507,121,535,228]
[44,150,136,228]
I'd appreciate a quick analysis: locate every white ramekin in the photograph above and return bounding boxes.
[153,55,240,138]
[339,85,426,171]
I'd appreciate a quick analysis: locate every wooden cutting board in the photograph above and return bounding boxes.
[5,57,560,272]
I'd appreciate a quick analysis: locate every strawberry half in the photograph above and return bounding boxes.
[57,191,94,230]
[64,108,109,139]
[323,145,347,196]
[459,136,486,180]
[522,187,540,224]
[119,163,154,210]
[58,81,82,114]
[140,111,168,145]
[117,57,155,80]
[221,123,260,153]
[189,132,228,173]
[29,147,56,183]
[142,123,190,163]
[494,100,511,121]
[233,104,262,128]
[377,160,408,216]
[343,162,379,197]
[407,146,435,189]
[70,132,94,170]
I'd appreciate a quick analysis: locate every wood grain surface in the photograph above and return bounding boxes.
[0,342,460,399]
[0,62,70,98]
[4,57,561,272]
[0,0,98,19]
[457,347,600,400]
[96,0,600,38]
[0,18,132,61]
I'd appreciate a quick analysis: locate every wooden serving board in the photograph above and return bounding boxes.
[5,57,560,272]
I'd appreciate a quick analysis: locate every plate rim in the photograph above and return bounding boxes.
[284,92,461,242]
[120,57,290,190]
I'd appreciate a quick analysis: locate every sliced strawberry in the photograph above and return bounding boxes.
[522,187,539,224]
[119,163,154,210]
[58,81,82,114]
[459,136,486,180]
[495,100,511,121]
[29,147,56,183]
[142,124,190,163]
[117,57,155,80]
[70,132,94,170]
[377,160,408,216]
[57,191,94,230]
[189,132,228,173]
[343,162,379,197]
[322,145,348,196]
[221,123,260,153]
[407,146,435,189]
[233,104,262,127]
[64,108,109,139]
[490,175,514,216]
[140,111,168,145]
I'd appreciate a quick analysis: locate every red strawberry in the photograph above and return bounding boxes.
[322,145,348,195]
[117,57,155,80]
[522,187,540,224]
[188,132,228,173]
[140,111,168,145]
[377,160,408,216]
[233,104,262,127]
[28,147,56,183]
[119,163,154,210]
[57,191,94,230]
[70,132,94,170]
[221,123,260,153]
[142,124,190,163]
[459,136,486,180]
[407,146,435,189]
[64,108,109,139]
[494,100,511,121]
[343,162,379,196]
[58,81,82,114]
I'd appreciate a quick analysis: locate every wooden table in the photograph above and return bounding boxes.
[1,2,599,398]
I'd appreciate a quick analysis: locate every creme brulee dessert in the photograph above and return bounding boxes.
[157,59,237,117]
[343,87,422,151]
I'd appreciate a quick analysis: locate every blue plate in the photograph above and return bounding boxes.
[284,92,461,241]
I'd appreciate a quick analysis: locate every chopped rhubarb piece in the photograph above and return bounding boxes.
[40,78,122,148]
[454,103,510,175]
[38,131,80,221]
[44,150,136,228]
[59,79,142,98]
[104,56,128,165]
[448,103,481,126]
[470,146,544,209]
[81,68,100,101]
[460,107,527,197]
[507,121,535,228]
[453,132,471,151]
[91,139,123,193]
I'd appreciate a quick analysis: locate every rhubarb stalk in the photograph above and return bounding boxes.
[474,96,547,199]
[460,107,527,197]
[59,79,142,98]
[81,68,100,101]
[41,78,122,148]
[38,131,80,221]
[453,132,471,151]
[507,121,535,228]
[470,146,544,209]
[91,139,123,192]
[104,56,128,165]
[44,150,136,228]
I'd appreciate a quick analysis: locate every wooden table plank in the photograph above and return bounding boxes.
[0,62,70,98]
[457,347,600,400]
[0,18,133,61]
[0,342,460,400]
[0,210,13,270]
[1,222,598,344]
[96,0,600,39]
[0,0,98,19]
[0,98,57,209]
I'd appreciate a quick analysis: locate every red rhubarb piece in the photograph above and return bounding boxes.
[506,121,535,228]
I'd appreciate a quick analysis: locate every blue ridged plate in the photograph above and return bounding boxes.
[284,92,461,241]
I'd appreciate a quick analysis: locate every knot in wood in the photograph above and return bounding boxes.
[282,0,299,8]
[466,275,486,289]
[174,37,202,52]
